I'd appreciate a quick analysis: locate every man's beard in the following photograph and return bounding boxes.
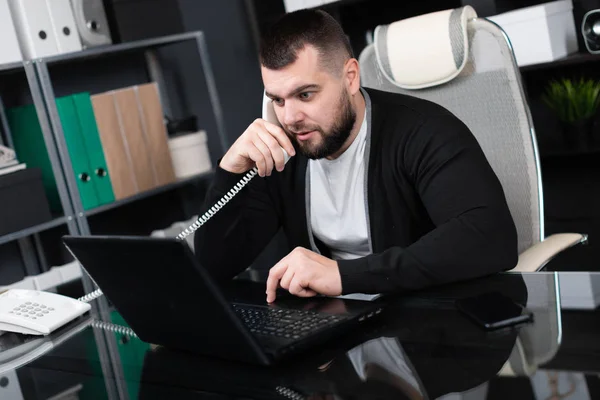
[285,89,356,160]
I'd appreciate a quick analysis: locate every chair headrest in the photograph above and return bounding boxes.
[374,6,477,89]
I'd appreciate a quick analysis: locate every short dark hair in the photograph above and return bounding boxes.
[259,9,354,76]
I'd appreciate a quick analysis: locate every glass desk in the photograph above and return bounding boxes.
[1,271,599,399]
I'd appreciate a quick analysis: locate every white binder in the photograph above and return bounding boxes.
[45,0,82,54]
[69,0,112,48]
[8,0,59,59]
[0,0,24,64]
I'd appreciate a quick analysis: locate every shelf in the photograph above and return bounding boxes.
[520,52,600,72]
[0,61,24,74]
[541,147,600,160]
[39,32,202,66]
[0,216,68,246]
[85,169,214,217]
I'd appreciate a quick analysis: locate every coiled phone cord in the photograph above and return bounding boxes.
[176,166,259,241]
[176,147,290,241]
[91,319,138,338]
[78,288,104,303]
[275,386,306,400]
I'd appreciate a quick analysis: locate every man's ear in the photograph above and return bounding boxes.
[344,58,361,95]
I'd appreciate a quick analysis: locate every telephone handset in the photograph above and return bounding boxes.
[262,91,281,128]
[176,95,291,241]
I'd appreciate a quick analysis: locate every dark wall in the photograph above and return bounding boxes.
[248,0,464,60]
[176,0,265,147]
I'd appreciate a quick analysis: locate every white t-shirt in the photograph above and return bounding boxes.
[309,112,370,260]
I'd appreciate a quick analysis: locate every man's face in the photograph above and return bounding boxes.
[262,46,356,159]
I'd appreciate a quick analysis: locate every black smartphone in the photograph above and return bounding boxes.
[456,292,533,330]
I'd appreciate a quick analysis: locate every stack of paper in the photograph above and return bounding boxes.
[0,145,25,177]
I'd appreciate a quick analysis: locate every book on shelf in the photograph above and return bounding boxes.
[0,159,19,168]
[0,145,25,176]
[0,145,18,165]
[91,81,177,201]
[0,162,26,177]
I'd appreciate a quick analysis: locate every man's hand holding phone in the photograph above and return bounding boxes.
[219,119,295,177]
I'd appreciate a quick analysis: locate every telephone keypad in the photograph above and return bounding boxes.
[12,302,56,319]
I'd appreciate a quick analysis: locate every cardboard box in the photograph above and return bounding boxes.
[488,0,579,66]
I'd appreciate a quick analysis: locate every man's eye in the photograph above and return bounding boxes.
[273,98,284,106]
[299,92,313,100]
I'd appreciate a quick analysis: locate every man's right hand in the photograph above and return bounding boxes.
[219,119,296,177]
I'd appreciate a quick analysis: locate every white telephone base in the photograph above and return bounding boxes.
[0,289,91,336]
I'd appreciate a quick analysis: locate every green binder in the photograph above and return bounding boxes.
[8,93,115,213]
[7,105,63,213]
[71,93,115,206]
[56,95,100,210]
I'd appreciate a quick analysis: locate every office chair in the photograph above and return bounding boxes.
[358,6,587,272]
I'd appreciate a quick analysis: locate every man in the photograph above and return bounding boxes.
[195,9,518,303]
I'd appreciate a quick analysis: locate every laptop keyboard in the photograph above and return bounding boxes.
[232,304,346,340]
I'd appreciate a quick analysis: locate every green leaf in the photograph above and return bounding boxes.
[542,78,600,124]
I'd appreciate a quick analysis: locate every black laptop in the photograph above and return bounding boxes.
[62,235,384,365]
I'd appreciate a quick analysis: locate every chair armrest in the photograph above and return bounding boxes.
[512,233,588,272]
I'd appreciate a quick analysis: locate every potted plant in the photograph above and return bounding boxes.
[542,78,600,149]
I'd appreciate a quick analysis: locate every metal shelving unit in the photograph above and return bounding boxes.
[23,33,226,395]
[0,61,23,74]
[0,34,225,250]
[0,33,225,400]
[1,31,226,323]
[8,32,228,326]
[34,31,227,240]
[44,32,202,64]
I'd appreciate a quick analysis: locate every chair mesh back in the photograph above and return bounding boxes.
[359,17,542,253]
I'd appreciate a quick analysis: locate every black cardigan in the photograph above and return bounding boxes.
[195,87,518,294]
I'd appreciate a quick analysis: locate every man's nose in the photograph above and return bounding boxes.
[282,103,303,127]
